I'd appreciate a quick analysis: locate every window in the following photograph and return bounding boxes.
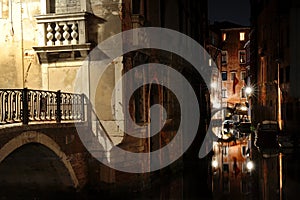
[222,146,228,156]
[240,32,245,41]
[241,146,247,157]
[221,51,228,65]
[222,89,227,98]
[222,71,227,81]
[49,0,55,13]
[209,58,212,67]
[222,33,227,41]
[241,71,246,81]
[241,87,246,98]
[223,163,229,172]
[132,0,141,14]
[211,35,215,45]
[239,50,246,64]
[231,72,237,81]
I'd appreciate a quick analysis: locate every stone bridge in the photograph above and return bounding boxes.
[0,122,90,189]
[0,88,114,194]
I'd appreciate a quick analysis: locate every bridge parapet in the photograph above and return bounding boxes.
[0,88,84,125]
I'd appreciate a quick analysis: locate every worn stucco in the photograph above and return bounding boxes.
[0,0,124,139]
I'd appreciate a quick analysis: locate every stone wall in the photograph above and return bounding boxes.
[56,0,81,13]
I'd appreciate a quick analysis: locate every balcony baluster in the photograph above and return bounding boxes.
[71,22,78,45]
[46,23,54,46]
[62,23,70,45]
[54,23,62,46]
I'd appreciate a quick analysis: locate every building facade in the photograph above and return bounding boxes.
[250,0,300,134]
[0,0,212,194]
[209,22,250,121]
[118,0,212,195]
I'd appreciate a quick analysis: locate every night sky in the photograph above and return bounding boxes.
[208,0,250,26]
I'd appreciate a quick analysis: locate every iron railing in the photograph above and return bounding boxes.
[0,88,84,125]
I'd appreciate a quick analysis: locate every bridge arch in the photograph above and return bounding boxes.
[0,131,79,188]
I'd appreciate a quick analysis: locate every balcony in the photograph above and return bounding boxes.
[33,12,104,63]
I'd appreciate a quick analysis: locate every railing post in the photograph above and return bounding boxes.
[22,88,29,125]
[81,93,85,121]
[56,90,62,123]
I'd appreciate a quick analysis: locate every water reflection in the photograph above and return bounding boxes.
[252,141,300,200]
[1,138,300,199]
[210,133,300,200]
[211,135,254,199]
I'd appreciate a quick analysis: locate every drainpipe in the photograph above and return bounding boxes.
[20,0,25,88]
[9,0,14,35]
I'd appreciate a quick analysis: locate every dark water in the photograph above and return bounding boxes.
[252,147,300,200]
[1,142,300,199]
[131,143,300,200]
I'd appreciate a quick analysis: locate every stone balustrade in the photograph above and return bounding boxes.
[35,12,89,46]
[33,12,102,63]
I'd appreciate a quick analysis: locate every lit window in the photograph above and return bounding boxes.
[239,50,246,64]
[240,32,245,41]
[241,71,246,81]
[221,51,228,65]
[222,33,227,41]
[222,71,227,81]
[222,89,227,98]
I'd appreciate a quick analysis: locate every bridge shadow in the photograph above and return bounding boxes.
[0,143,76,199]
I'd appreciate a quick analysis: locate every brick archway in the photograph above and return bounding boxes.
[0,131,79,188]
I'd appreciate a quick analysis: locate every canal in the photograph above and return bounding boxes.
[0,140,300,199]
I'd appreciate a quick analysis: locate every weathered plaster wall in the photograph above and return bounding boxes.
[0,0,41,89]
[0,0,124,140]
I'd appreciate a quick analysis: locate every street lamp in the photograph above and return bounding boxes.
[245,86,253,96]
[246,160,254,171]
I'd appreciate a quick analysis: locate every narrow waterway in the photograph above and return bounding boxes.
[1,142,300,199]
